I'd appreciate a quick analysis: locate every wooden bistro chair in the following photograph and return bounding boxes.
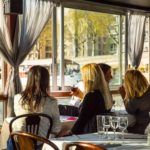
[9,113,53,139]
[65,142,107,150]
[10,131,59,150]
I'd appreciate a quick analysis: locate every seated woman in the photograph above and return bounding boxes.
[119,69,150,134]
[61,63,113,135]
[64,63,113,116]
[0,65,61,149]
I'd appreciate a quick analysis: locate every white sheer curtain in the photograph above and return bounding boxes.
[128,12,146,69]
[0,0,55,116]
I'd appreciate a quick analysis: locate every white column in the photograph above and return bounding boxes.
[52,5,58,91]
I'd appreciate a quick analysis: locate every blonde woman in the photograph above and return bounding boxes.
[70,63,113,108]
[67,63,113,135]
[119,69,150,134]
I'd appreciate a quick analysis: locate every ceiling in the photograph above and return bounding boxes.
[86,0,150,12]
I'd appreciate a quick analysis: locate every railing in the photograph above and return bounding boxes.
[0,89,120,123]
[50,91,71,98]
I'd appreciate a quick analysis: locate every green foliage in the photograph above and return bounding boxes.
[64,9,117,42]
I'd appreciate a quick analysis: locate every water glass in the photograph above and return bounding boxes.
[118,116,128,141]
[102,115,111,139]
[96,115,105,139]
[110,116,119,140]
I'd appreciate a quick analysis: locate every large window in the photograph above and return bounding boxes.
[62,8,125,87]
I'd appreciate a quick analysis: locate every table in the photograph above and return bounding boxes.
[42,132,149,150]
[60,115,77,131]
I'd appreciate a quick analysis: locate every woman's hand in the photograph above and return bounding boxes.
[70,87,83,100]
[56,129,72,137]
[118,85,126,100]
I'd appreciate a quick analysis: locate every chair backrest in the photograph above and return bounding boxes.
[9,113,53,138]
[10,131,59,150]
[65,142,106,150]
[59,104,79,117]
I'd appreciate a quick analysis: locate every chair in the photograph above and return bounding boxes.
[9,113,53,138]
[10,131,59,150]
[59,104,79,117]
[65,142,107,150]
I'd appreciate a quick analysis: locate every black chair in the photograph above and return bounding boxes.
[65,142,107,150]
[10,131,59,150]
[9,113,53,139]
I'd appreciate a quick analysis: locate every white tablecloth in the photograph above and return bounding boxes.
[42,132,149,150]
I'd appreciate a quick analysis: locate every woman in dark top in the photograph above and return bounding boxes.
[119,69,150,134]
[70,63,113,134]
[71,90,109,134]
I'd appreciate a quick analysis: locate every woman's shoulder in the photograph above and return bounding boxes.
[130,88,150,102]
[44,95,58,103]
[85,89,102,97]
[84,90,103,102]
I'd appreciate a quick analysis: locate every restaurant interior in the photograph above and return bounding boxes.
[0,0,150,149]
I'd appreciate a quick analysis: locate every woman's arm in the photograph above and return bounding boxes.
[70,88,84,100]
[118,85,126,100]
[124,99,138,114]
[71,91,105,134]
[49,100,61,136]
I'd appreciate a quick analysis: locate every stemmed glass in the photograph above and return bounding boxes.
[96,115,105,139]
[118,117,128,141]
[110,116,119,140]
[102,116,111,139]
[70,85,78,101]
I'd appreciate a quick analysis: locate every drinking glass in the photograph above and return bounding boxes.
[102,115,111,139]
[70,85,78,100]
[96,115,105,139]
[118,117,128,141]
[110,116,119,140]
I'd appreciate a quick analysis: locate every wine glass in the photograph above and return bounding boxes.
[70,85,78,100]
[96,115,105,139]
[110,116,119,140]
[118,117,128,141]
[102,115,111,139]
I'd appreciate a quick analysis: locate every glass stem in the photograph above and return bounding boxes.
[106,128,108,139]
[114,129,116,140]
[122,130,124,142]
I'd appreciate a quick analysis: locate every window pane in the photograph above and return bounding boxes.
[63,8,125,87]
[19,19,52,89]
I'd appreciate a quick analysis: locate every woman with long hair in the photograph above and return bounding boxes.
[69,63,113,134]
[69,63,113,108]
[119,69,150,134]
[14,65,61,136]
[1,66,61,149]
